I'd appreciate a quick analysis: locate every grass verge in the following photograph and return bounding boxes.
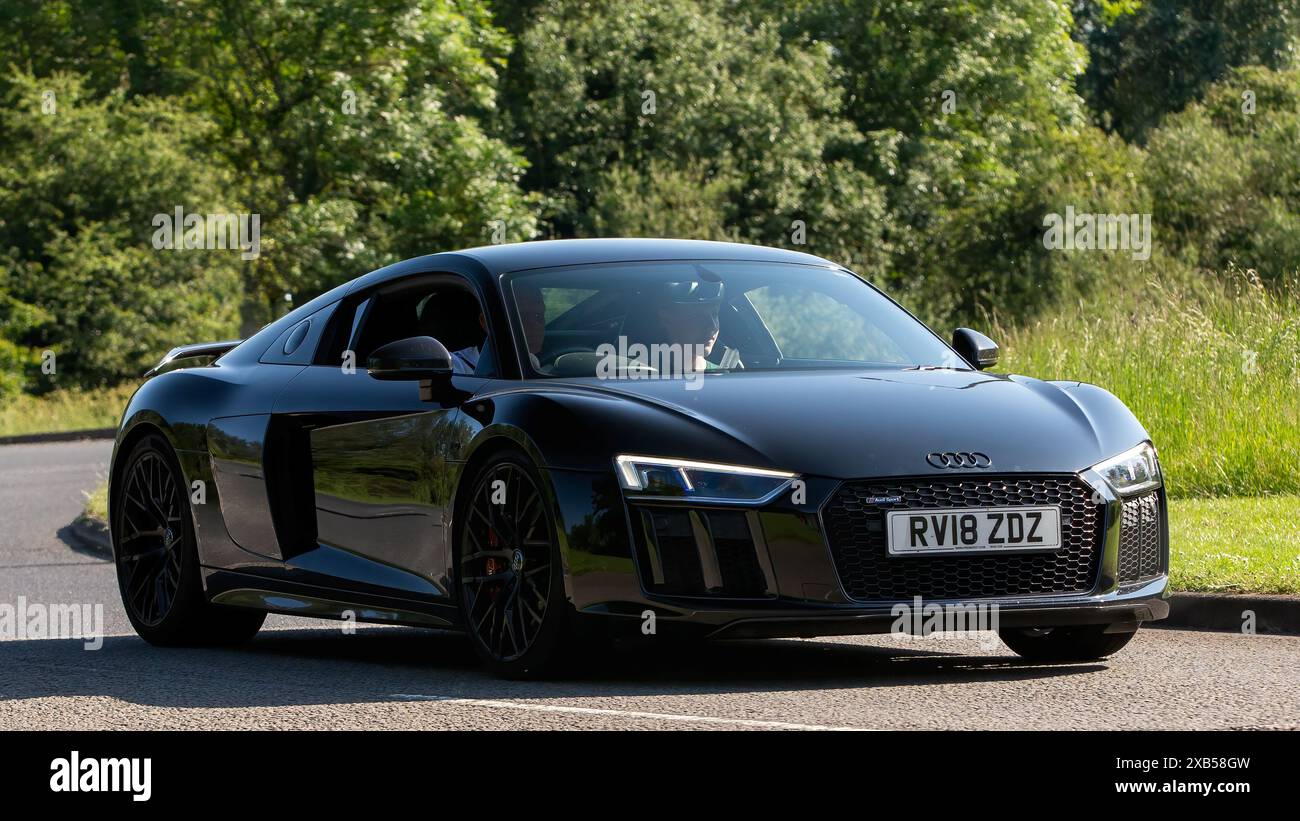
[1168,495,1300,594]
[83,481,110,526]
[0,384,137,437]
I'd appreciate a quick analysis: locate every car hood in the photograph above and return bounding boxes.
[550,368,1150,479]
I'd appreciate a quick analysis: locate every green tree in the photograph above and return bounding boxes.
[0,71,244,390]
[498,0,891,275]
[1144,65,1300,282]
[761,0,1129,323]
[1074,0,1299,142]
[1,0,540,350]
[0,0,199,99]
[183,0,538,330]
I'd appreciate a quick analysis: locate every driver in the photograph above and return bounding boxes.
[653,279,723,375]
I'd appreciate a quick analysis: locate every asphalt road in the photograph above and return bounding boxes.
[1,440,1297,730]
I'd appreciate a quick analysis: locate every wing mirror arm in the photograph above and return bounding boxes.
[418,377,472,405]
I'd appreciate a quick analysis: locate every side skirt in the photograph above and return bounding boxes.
[201,567,461,629]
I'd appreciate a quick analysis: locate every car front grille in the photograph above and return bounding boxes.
[821,475,1103,601]
[1116,491,1163,585]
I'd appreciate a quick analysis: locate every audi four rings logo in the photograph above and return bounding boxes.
[926,451,992,469]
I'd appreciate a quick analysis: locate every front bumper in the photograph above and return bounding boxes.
[695,578,1168,639]
[549,467,1171,639]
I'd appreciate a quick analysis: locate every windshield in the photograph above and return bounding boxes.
[505,260,965,378]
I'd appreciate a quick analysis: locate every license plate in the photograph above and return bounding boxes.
[886,506,1061,555]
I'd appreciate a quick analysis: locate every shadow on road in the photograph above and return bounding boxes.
[56,519,113,562]
[0,626,1104,710]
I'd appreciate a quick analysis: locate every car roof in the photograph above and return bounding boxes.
[454,238,837,274]
[343,238,841,297]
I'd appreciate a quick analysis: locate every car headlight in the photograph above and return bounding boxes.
[1090,442,1162,497]
[614,455,796,503]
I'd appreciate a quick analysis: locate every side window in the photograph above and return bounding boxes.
[746,285,909,364]
[314,297,371,368]
[353,291,420,361]
[325,277,495,376]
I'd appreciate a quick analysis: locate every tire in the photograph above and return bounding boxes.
[454,450,574,678]
[999,624,1138,662]
[113,433,265,646]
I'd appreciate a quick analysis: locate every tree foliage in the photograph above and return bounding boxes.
[1144,65,1300,281]
[498,0,890,272]
[0,71,243,392]
[180,0,537,326]
[0,0,538,395]
[1,0,1298,397]
[1075,0,1299,142]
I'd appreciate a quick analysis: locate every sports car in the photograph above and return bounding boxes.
[110,238,1169,677]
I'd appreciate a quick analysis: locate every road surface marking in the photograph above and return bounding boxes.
[390,694,867,730]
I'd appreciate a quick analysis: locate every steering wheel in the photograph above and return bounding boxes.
[538,346,592,368]
[550,351,659,378]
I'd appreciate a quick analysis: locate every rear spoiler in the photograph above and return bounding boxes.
[143,339,242,378]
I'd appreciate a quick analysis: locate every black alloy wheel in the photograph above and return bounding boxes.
[457,452,570,677]
[113,434,264,645]
[116,447,185,627]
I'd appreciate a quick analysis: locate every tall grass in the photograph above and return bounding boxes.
[0,383,138,437]
[991,272,1300,499]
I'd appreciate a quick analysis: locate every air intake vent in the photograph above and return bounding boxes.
[1117,491,1163,585]
[634,507,774,598]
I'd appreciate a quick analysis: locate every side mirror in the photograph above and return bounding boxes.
[367,336,454,381]
[952,327,999,370]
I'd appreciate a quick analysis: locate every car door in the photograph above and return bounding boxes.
[269,272,493,595]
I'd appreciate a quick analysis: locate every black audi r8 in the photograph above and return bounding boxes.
[110,238,1168,677]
